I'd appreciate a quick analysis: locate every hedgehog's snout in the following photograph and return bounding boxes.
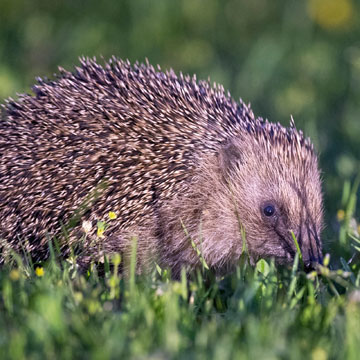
[303,255,323,272]
[302,247,323,269]
[297,226,323,271]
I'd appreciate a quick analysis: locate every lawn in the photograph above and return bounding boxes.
[0,180,359,359]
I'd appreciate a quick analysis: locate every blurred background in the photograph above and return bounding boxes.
[0,0,359,250]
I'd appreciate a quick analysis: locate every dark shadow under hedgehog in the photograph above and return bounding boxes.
[0,57,324,275]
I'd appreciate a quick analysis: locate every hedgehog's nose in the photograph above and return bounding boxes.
[303,254,323,272]
[296,225,323,271]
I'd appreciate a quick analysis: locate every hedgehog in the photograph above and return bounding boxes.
[0,57,324,274]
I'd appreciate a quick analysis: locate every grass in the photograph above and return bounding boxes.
[0,182,360,359]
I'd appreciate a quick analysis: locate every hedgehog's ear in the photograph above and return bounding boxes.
[218,139,243,177]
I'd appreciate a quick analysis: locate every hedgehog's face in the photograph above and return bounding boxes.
[219,132,324,268]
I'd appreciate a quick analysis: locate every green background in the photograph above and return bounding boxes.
[1,0,359,246]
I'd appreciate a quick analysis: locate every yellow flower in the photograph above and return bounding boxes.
[9,269,20,281]
[307,0,353,30]
[108,211,117,220]
[35,267,44,277]
[311,347,328,360]
[97,227,105,238]
[337,209,345,221]
[97,221,106,238]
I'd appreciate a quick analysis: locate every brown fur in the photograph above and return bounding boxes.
[0,57,323,273]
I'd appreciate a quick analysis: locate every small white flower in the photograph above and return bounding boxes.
[82,220,92,234]
[349,290,360,303]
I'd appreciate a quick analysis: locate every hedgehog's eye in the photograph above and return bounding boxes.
[263,204,276,217]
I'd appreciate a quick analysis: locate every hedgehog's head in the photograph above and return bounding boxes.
[218,120,324,269]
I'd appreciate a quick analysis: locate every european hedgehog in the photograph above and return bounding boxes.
[0,57,323,274]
